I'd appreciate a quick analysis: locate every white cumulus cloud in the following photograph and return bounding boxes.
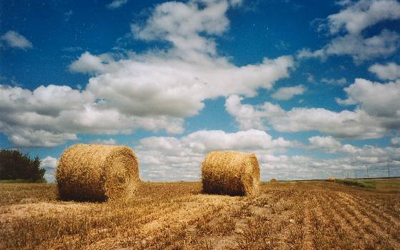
[107,0,128,9]
[369,62,400,80]
[298,0,400,62]
[327,0,400,35]
[40,156,58,183]
[337,78,400,118]
[308,136,359,154]
[225,95,285,130]
[321,77,347,85]
[0,0,294,147]
[268,108,384,139]
[227,77,400,139]
[1,31,33,50]
[0,84,184,147]
[391,137,400,147]
[271,85,306,100]
[91,138,117,145]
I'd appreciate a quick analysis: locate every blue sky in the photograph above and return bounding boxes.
[1,0,400,182]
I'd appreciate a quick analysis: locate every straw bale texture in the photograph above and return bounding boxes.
[201,151,260,196]
[327,177,336,182]
[56,144,140,201]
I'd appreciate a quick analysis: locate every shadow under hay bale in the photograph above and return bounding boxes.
[56,144,140,201]
[201,151,260,196]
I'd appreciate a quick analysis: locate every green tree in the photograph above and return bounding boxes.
[0,149,46,182]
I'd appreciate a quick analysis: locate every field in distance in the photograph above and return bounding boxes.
[1,179,400,250]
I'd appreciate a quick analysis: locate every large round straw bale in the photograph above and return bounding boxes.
[327,177,335,182]
[56,144,140,201]
[201,151,260,196]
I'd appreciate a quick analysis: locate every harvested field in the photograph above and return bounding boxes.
[0,179,399,250]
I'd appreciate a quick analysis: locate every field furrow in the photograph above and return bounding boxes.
[338,192,400,244]
[333,192,398,249]
[349,192,400,225]
[308,192,331,249]
[301,195,315,250]
[325,193,362,239]
[326,192,374,249]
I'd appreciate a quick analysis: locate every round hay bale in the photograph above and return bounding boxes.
[327,177,335,182]
[201,151,260,196]
[270,178,277,183]
[56,144,140,201]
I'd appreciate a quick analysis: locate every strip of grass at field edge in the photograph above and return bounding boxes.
[335,179,377,189]
[266,178,400,192]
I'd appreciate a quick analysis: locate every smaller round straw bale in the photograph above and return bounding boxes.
[270,178,277,183]
[202,151,260,196]
[56,144,140,201]
[327,177,335,182]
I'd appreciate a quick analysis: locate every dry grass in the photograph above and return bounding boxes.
[56,144,140,201]
[0,183,57,206]
[201,151,260,196]
[1,179,399,249]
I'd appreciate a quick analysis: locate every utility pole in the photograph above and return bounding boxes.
[366,166,369,178]
[388,163,390,178]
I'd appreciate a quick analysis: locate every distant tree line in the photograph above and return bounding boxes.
[0,149,46,182]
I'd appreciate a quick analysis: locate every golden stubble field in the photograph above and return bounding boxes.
[1,179,399,250]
